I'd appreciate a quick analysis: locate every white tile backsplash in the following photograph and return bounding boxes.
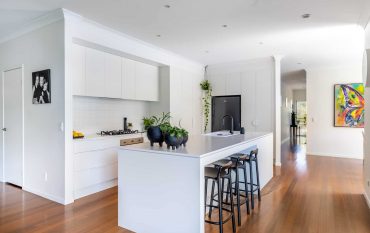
[73,96,150,134]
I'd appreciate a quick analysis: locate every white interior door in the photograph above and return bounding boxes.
[3,67,23,187]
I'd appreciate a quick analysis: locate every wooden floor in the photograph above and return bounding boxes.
[1,143,370,233]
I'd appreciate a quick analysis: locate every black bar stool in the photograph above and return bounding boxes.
[205,161,236,233]
[246,148,261,209]
[228,153,251,226]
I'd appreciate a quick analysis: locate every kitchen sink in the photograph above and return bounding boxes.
[205,131,240,137]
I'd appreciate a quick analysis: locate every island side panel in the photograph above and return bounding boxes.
[118,149,203,233]
[253,133,274,189]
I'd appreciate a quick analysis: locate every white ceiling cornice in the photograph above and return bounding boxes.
[0,8,64,45]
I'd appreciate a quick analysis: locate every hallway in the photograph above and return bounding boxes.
[1,143,370,233]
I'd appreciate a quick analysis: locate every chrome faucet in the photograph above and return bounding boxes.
[222,115,234,134]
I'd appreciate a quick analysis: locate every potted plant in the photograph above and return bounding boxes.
[163,126,184,150]
[143,112,171,147]
[200,80,212,133]
[179,128,189,147]
[178,120,189,147]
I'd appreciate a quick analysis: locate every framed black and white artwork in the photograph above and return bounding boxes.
[32,69,51,104]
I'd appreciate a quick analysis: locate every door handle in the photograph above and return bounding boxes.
[2,128,6,131]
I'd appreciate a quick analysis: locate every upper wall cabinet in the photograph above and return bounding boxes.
[135,62,159,101]
[121,58,136,100]
[71,43,86,96]
[71,43,159,101]
[85,47,105,97]
[105,53,122,98]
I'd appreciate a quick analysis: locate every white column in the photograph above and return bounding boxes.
[273,55,283,166]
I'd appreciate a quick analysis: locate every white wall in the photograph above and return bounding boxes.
[73,96,150,134]
[306,65,363,159]
[0,20,66,203]
[293,89,306,102]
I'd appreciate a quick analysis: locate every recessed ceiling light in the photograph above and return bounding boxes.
[164,4,171,8]
[222,24,228,28]
[156,34,161,37]
[302,13,311,19]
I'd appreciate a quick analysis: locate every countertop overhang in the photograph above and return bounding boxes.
[118,131,272,158]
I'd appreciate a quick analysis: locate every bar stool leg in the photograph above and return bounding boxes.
[209,180,215,218]
[227,176,236,233]
[205,178,208,215]
[235,168,241,226]
[217,178,223,233]
[243,166,251,214]
[249,161,255,210]
[255,159,261,201]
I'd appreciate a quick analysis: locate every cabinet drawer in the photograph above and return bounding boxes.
[74,148,118,171]
[73,137,120,153]
[74,163,118,190]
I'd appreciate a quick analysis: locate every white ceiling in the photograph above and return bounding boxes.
[1,0,370,73]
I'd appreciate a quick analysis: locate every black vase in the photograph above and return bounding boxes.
[181,135,188,147]
[147,126,164,147]
[165,134,182,150]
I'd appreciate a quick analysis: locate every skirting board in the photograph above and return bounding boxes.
[74,179,118,200]
[364,192,370,209]
[23,186,66,205]
[306,151,363,160]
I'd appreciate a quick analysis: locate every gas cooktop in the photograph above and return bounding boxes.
[99,129,140,136]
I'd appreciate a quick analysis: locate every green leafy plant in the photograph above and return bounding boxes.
[143,112,171,130]
[143,117,155,130]
[200,80,212,133]
[160,122,172,134]
[167,126,185,138]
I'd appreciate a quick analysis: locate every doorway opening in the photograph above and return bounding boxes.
[281,70,307,147]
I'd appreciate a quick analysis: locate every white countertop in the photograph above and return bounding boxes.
[119,131,272,158]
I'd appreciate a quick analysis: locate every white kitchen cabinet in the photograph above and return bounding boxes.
[71,43,86,95]
[104,53,122,98]
[209,74,226,96]
[170,68,204,135]
[73,133,144,199]
[226,72,241,95]
[121,58,136,99]
[72,44,159,101]
[255,70,273,132]
[85,47,105,97]
[135,62,159,101]
[208,68,274,134]
[241,71,256,132]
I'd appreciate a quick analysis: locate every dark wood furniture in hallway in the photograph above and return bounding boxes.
[1,143,370,233]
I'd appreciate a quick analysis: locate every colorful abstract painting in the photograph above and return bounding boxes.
[334,83,364,128]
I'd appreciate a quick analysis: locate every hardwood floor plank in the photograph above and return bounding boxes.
[1,143,370,233]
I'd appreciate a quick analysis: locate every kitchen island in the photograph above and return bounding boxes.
[118,132,273,233]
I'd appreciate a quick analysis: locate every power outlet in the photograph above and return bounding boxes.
[44,172,48,182]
